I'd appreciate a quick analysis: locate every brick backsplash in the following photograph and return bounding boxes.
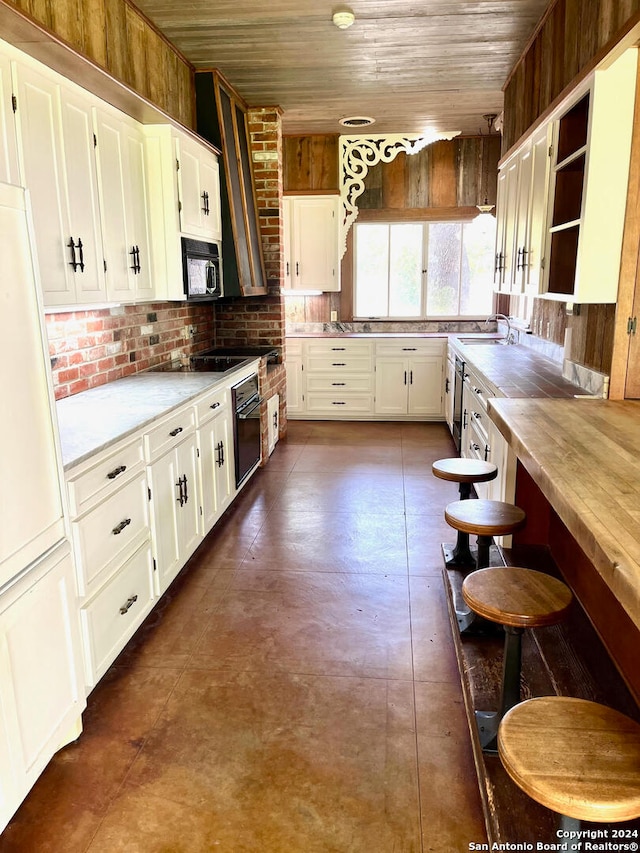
[46,302,216,400]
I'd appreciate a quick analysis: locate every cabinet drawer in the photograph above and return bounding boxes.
[194,386,229,426]
[375,340,444,357]
[71,471,150,594]
[286,339,303,357]
[306,355,372,373]
[80,541,155,686]
[306,340,373,358]
[467,420,491,465]
[306,394,374,415]
[306,374,372,393]
[66,436,145,516]
[144,406,196,462]
[468,406,489,444]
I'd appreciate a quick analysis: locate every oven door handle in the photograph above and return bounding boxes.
[237,398,262,419]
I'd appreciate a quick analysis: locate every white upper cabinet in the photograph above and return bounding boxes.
[94,105,153,303]
[12,60,106,307]
[176,133,221,241]
[283,195,340,291]
[543,48,637,303]
[0,53,19,185]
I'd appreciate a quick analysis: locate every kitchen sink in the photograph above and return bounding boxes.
[456,337,506,345]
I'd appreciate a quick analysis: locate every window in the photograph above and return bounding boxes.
[354,217,496,319]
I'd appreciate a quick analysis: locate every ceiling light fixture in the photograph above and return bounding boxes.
[332,10,355,29]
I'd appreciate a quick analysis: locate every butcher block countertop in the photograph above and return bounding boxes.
[488,397,640,633]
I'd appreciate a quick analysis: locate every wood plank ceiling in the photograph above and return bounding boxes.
[132,0,550,136]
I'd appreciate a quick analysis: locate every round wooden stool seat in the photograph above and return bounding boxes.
[432,458,498,484]
[445,499,526,537]
[462,567,573,628]
[499,697,640,824]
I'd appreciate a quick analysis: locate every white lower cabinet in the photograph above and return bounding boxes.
[148,431,202,596]
[286,337,447,420]
[375,355,443,417]
[0,543,86,834]
[196,387,233,534]
[79,541,154,686]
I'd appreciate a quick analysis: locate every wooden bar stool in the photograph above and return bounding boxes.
[498,697,640,850]
[432,458,498,568]
[462,567,572,749]
[445,499,526,572]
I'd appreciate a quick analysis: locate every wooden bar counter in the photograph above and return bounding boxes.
[488,396,640,703]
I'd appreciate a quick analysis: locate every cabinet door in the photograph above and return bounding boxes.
[94,108,152,303]
[444,356,455,430]
[94,106,136,303]
[285,356,304,415]
[13,61,75,304]
[198,412,232,533]
[0,184,65,587]
[374,358,409,415]
[178,136,221,242]
[175,435,202,563]
[501,158,520,291]
[0,54,19,185]
[58,85,106,302]
[124,122,153,300]
[408,356,444,417]
[512,145,533,294]
[524,125,551,294]
[289,196,339,291]
[148,449,181,593]
[0,545,85,834]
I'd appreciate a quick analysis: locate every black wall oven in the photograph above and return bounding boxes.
[231,374,262,487]
[452,356,465,453]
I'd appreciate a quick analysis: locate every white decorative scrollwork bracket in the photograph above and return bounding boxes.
[339,131,461,258]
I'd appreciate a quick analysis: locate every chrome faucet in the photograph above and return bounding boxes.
[485,313,516,344]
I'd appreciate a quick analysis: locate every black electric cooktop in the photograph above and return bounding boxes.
[147,346,280,374]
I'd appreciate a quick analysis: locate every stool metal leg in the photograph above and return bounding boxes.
[475,625,523,753]
[445,482,475,569]
[476,534,493,570]
[559,815,581,852]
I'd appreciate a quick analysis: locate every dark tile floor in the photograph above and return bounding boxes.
[0,421,487,852]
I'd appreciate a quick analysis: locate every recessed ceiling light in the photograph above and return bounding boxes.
[339,116,376,128]
[332,10,355,29]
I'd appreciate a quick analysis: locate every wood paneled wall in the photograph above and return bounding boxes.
[503,0,640,153]
[7,0,194,126]
[283,135,339,193]
[283,134,500,324]
[358,137,500,211]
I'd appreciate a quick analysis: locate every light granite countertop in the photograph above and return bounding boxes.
[56,371,244,471]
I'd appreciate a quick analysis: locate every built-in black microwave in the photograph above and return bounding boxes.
[181,237,223,300]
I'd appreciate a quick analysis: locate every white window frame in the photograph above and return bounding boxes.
[353,218,495,321]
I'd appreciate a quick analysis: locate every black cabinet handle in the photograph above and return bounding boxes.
[68,237,84,272]
[332,382,346,386]
[202,190,209,215]
[445,378,450,393]
[463,409,468,429]
[183,474,188,504]
[286,262,289,276]
[106,464,127,480]
[402,347,417,351]
[130,245,139,274]
[210,402,220,409]
[331,347,346,351]
[404,371,407,385]
[112,518,132,535]
[332,363,346,367]
[119,594,138,615]
[296,262,299,276]
[216,440,225,468]
[135,245,141,273]
[169,427,184,437]
[176,476,185,506]
[331,401,346,405]
[409,370,413,384]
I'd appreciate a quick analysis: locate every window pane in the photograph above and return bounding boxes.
[355,224,389,316]
[426,223,461,316]
[460,216,496,316]
[388,224,422,316]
